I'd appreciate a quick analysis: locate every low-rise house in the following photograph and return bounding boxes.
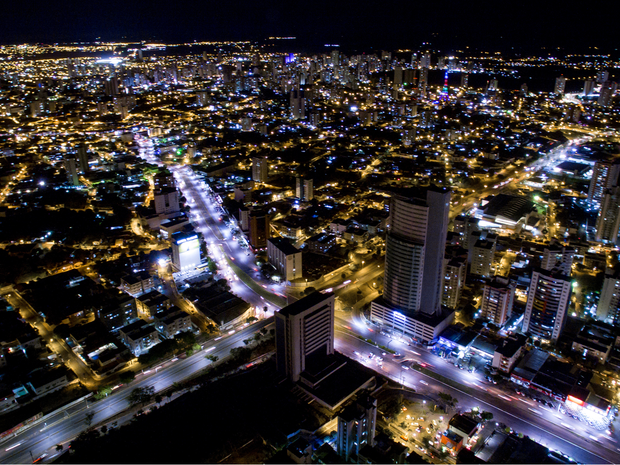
[136,290,171,320]
[305,233,336,254]
[440,414,480,452]
[154,306,192,338]
[119,320,160,356]
[120,271,155,297]
[27,367,71,397]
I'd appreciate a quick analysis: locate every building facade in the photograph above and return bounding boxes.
[337,394,377,461]
[275,292,335,382]
[267,237,302,281]
[523,269,572,342]
[480,276,515,326]
[249,209,269,249]
[171,231,201,272]
[252,157,268,183]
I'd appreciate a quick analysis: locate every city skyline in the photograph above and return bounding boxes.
[0,31,618,464]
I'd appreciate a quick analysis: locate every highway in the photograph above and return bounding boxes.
[333,320,619,464]
[0,318,272,464]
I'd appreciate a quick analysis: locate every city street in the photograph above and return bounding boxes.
[3,289,98,388]
[0,318,273,464]
[3,133,611,464]
[334,325,619,464]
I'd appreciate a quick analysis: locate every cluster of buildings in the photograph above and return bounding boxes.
[0,39,619,460]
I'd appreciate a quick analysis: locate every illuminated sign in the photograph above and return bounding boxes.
[176,235,198,245]
[567,395,584,406]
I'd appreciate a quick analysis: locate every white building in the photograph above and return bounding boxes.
[541,244,574,276]
[442,256,466,309]
[171,231,201,272]
[480,276,514,326]
[267,237,302,282]
[523,268,571,342]
[154,189,180,215]
[597,268,620,325]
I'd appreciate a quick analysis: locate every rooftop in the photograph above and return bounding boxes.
[277,291,334,318]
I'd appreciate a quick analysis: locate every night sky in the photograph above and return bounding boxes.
[2,0,619,53]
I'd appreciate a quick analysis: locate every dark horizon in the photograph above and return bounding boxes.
[2,0,619,56]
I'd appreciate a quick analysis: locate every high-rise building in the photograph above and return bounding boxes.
[295,177,313,201]
[596,71,610,84]
[480,276,514,326]
[171,231,201,272]
[275,292,335,382]
[596,187,620,245]
[541,244,575,276]
[383,188,450,315]
[588,160,620,206]
[597,268,620,325]
[420,53,431,69]
[598,81,616,107]
[77,144,89,173]
[290,89,305,120]
[249,209,269,249]
[470,236,497,277]
[65,158,79,186]
[460,73,469,88]
[104,76,119,96]
[370,187,454,343]
[442,255,467,309]
[554,76,566,95]
[418,67,428,95]
[337,393,377,461]
[583,80,595,97]
[393,66,403,85]
[252,157,269,183]
[154,168,175,190]
[154,189,180,215]
[522,268,572,342]
[267,237,302,281]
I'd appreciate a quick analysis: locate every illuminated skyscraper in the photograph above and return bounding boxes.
[554,76,566,95]
[588,160,620,206]
[598,81,616,107]
[598,268,620,325]
[77,144,89,173]
[383,188,450,315]
[370,187,454,343]
[583,80,594,97]
[523,268,571,342]
[420,53,431,69]
[595,187,620,245]
[65,158,79,186]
